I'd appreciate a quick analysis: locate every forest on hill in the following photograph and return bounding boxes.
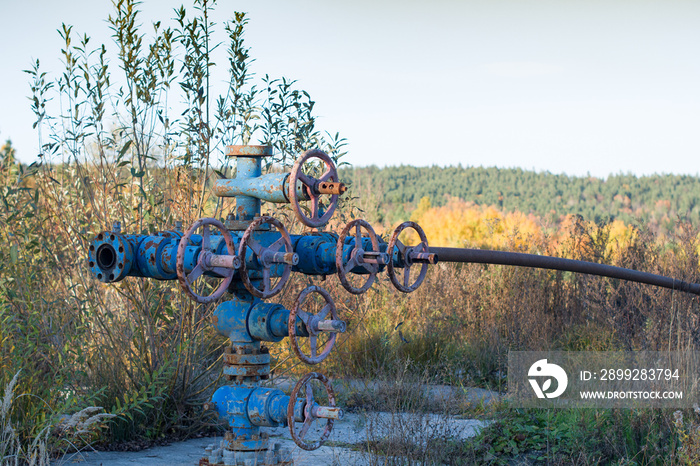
[340,165,700,234]
[6,1,700,463]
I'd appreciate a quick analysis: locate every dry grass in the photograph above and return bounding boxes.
[285,218,700,465]
[4,141,700,462]
[4,3,700,460]
[1,372,50,466]
[310,217,700,390]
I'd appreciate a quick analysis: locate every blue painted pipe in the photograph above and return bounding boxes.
[211,384,304,431]
[87,229,395,284]
[213,173,308,204]
[213,297,310,342]
[88,230,211,283]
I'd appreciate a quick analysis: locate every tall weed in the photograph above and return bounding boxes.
[321,212,700,390]
[6,0,347,453]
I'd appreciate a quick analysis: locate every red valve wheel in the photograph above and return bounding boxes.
[287,372,340,451]
[289,286,345,365]
[335,219,382,294]
[238,216,298,299]
[387,221,430,293]
[176,218,239,304]
[288,149,339,228]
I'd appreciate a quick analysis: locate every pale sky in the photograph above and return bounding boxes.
[1,0,699,177]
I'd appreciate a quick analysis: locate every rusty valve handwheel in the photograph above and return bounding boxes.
[238,216,299,299]
[288,149,342,228]
[336,219,385,294]
[176,218,240,304]
[287,372,344,451]
[289,286,347,365]
[387,221,435,293]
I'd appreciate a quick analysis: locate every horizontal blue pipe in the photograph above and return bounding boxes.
[214,298,310,342]
[87,228,393,284]
[211,385,304,429]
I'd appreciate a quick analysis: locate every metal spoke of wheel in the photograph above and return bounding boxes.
[211,266,231,277]
[306,383,313,405]
[403,266,411,288]
[269,237,285,252]
[262,268,271,293]
[318,304,331,320]
[343,255,358,275]
[297,171,315,188]
[319,168,333,182]
[247,237,264,256]
[297,308,311,322]
[187,263,204,283]
[362,262,376,274]
[309,336,318,358]
[299,417,313,439]
[201,225,210,250]
[311,196,320,218]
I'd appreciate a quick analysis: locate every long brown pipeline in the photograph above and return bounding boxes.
[429,247,700,296]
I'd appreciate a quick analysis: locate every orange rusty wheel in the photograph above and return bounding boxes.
[386,221,434,293]
[176,218,239,304]
[287,372,343,451]
[288,286,346,365]
[335,219,384,294]
[238,216,298,299]
[288,149,341,228]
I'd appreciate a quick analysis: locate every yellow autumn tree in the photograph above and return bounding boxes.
[550,214,637,262]
[404,196,544,250]
[403,197,639,260]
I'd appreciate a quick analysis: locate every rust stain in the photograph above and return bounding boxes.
[223,353,270,365]
[317,182,347,195]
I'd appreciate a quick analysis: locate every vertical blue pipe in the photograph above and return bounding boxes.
[236,157,262,220]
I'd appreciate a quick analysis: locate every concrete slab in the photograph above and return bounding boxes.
[268,378,501,407]
[55,412,490,466]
